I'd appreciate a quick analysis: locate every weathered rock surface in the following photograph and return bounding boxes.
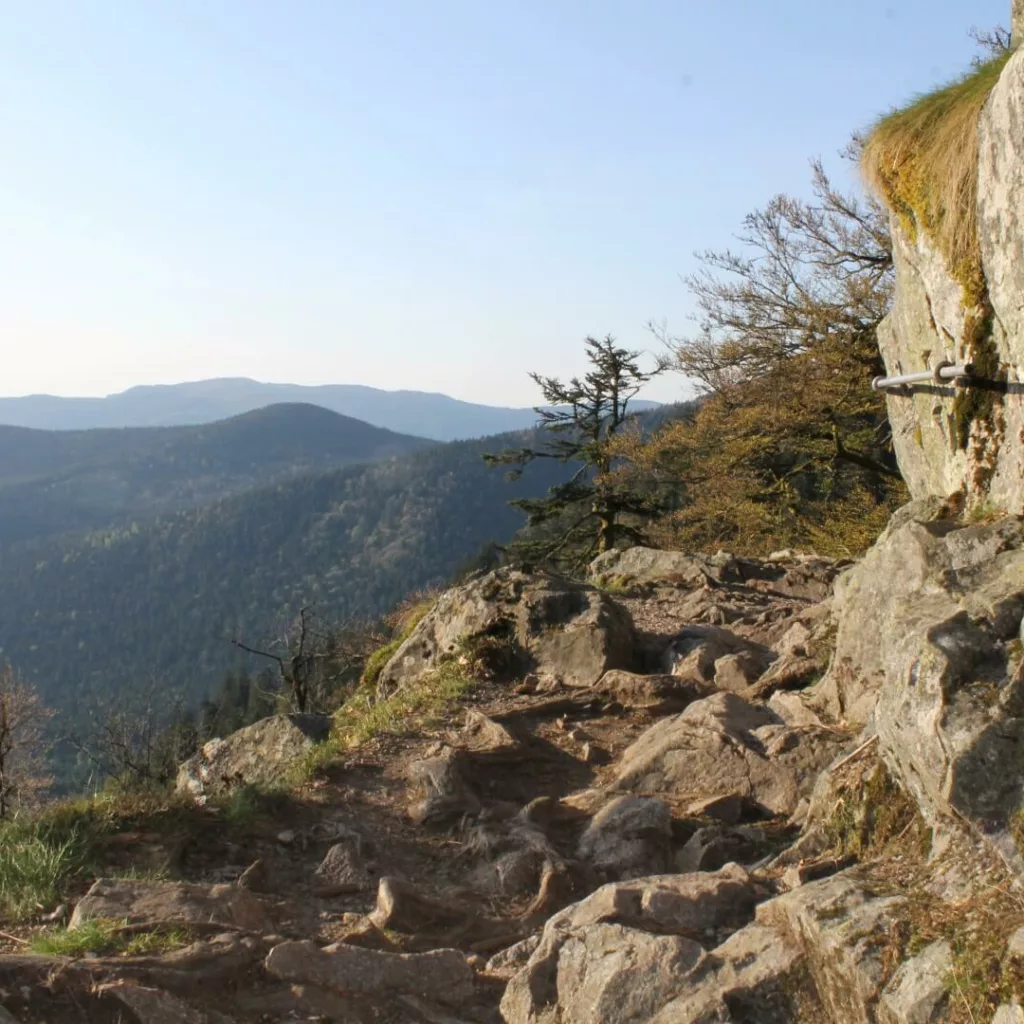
[576,795,672,879]
[406,746,482,826]
[377,569,635,696]
[98,981,235,1024]
[265,939,475,1005]
[878,940,951,1024]
[592,669,712,713]
[175,714,330,798]
[501,865,761,1022]
[313,836,372,895]
[756,869,908,1024]
[69,879,269,933]
[662,624,774,687]
[612,691,842,816]
[819,508,1024,869]
[876,48,1024,510]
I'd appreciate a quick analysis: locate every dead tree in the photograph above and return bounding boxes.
[231,608,384,714]
[0,663,54,818]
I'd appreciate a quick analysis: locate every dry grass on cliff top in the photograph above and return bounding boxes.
[862,52,1011,292]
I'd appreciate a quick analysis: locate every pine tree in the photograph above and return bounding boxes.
[485,335,660,572]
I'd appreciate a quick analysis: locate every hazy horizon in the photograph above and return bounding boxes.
[1,0,1006,407]
[0,374,667,409]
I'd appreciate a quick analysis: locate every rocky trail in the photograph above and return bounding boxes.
[6,515,1024,1023]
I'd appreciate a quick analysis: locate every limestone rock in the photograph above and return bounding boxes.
[648,923,808,1023]
[265,939,475,1006]
[376,569,634,697]
[501,864,758,1023]
[175,714,330,798]
[314,839,372,896]
[612,691,842,817]
[576,796,672,880]
[406,747,481,826]
[878,939,951,1024]
[589,546,721,586]
[994,1004,1024,1024]
[98,982,234,1024]
[874,49,1024,510]
[70,878,269,933]
[819,510,1024,870]
[502,923,705,1023]
[455,709,519,755]
[485,935,541,980]
[662,625,773,684]
[756,868,908,1023]
[592,669,713,713]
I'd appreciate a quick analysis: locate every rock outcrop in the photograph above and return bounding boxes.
[175,714,331,798]
[874,47,1024,510]
[376,568,635,697]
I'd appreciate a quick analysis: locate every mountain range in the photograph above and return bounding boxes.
[0,377,660,441]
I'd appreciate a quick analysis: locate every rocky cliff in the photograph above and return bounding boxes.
[870,45,1024,510]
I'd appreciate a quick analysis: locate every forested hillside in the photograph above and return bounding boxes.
[0,429,568,712]
[0,404,431,545]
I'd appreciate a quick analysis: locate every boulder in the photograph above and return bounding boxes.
[576,796,672,880]
[818,509,1024,870]
[502,923,705,1023]
[612,692,842,817]
[265,940,475,1006]
[589,546,721,587]
[592,669,713,714]
[661,625,773,685]
[878,940,951,1024]
[406,747,481,826]
[500,864,758,1023]
[454,709,520,756]
[175,714,330,798]
[97,982,234,1024]
[70,879,269,933]
[376,569,634,698]
[485,935,541,980]
[756,868,908,1023]
[313,838,372,896]
[647,923,808,1023]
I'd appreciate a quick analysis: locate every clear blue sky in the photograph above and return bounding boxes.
[0,0,1008,407]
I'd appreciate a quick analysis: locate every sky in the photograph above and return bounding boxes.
[0,0,1010,408]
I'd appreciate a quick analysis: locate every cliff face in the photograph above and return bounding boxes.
[876,48,1024,509]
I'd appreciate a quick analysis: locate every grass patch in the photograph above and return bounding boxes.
[30,919,191,958]
[822,760,929,862]
[0,791,204,923]
[335,658,475,748]
[862,53,1010,289]
[215,783,293,829]
[0,819,90,921]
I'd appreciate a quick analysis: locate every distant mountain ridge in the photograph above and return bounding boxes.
[0,403,432,546]
[0,377,660,441]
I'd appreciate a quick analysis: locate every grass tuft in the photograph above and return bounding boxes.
[862,53,1011,291]
[0,820,90,921]
[336,658,475,748]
